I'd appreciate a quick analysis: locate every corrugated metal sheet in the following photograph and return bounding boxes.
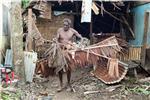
[24,51,37,82]
[3,4,10,36]
[129,3,150,46]
[4,49,12,66]
[0,4,11,63]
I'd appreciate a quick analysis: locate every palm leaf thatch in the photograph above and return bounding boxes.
[45,36,128,84]
[68,36,128,84]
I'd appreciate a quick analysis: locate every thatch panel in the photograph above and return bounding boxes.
[119,46,141,61]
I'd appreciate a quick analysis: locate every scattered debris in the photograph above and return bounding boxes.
[126,85,150,95]
[1,87,17,93]
[84,90,100,95]
[105,85,122,92]
[138,77,150,83]
[39,91,48,96]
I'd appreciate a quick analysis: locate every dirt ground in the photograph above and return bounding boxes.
[1,67,150,100]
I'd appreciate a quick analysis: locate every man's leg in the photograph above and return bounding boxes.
[57,69,63,92]
[66,69,72,91]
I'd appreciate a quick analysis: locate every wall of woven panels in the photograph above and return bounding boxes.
[36,14,74,40]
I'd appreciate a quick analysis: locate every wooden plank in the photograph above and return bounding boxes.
[26,8,33,51]
[90,16,93,44]
[141,12,149,68]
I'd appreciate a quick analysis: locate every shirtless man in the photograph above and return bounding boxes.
[57,18,83,46]
[56,18,83,91]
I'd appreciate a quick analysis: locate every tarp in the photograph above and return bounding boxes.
[81,0,92,23]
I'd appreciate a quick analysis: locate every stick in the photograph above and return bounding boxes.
[1,87,17,93]
[84,90,100,95]
[138,77,150,83]
[105,85,122,92]
[84,85,122,95]
[122,16,135,38]
[95,2,124,23]
[112,3,121,10]
[84,44,118,50]
[69,43,128,67]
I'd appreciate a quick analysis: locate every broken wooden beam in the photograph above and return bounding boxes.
[138,77,150,83]
[122,16,135,39]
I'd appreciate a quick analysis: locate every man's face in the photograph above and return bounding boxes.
[63,21,70,31]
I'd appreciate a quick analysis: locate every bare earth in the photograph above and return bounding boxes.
[1,67,150,100]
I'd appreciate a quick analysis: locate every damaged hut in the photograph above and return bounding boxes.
[2,0,150,86]
[21,0,130,84]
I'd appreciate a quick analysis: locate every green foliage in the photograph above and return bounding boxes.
[126,86,150,95]
[1,91,21,100]
[22,0,30,9]
[1,93,10,100]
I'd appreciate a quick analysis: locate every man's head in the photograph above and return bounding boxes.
[63,18,71,31]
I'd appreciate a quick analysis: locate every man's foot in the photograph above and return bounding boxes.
[66,85,73,92]
[57,87,63,92]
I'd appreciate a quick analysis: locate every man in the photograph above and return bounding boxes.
[57,18,83,46]
[56,18,83,92]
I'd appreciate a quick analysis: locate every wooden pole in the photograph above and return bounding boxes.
[26,8,33,51]
[141,12,149,69]
[90,15,93,44]
[122,16,135,39]
[11,1,25,82]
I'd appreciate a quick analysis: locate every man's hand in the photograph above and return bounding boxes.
[80,37,84,43]
[52,38,58,42]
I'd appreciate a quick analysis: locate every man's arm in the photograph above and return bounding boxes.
[56,29,60,41]
[72,28,82,39]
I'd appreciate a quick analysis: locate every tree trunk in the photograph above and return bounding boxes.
[10,1,25,82]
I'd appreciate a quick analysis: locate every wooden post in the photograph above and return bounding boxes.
[122,16,135,39]
[10,1,25,82]
[90,16,93,44]
[141,12,149,69]
[26,8,33,51]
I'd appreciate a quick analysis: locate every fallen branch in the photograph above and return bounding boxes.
[84,90,100,95]
[95,2,124,23]
[122,16,135,38]
[145,86,150,91]
[84,85,122,95]
[105,85,122,92]
[138,77,150,83]
[112,3,121,10]
[0,87,17,93]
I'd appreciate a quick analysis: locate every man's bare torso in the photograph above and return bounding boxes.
[57,28,75,44]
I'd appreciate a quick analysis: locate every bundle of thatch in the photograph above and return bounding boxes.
[42,36,128,84]
[68,36,128,84]
[43,40,69,74]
